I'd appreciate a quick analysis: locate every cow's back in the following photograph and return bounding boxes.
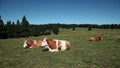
[59,40,70,51]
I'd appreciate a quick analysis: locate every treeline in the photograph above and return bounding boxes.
[0,16,120,39]
[59,24,120,29]
[0,16,59,39]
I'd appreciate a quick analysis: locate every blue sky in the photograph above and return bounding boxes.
[0,0,120,24]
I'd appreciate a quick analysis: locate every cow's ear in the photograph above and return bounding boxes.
[44,37,48,41]
[46,38,49,42]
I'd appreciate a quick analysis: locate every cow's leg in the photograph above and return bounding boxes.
[29,45,35,48]
[29,46,33,48]
[49,49,58,52]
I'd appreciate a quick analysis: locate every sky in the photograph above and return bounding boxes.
[0,0,120,25]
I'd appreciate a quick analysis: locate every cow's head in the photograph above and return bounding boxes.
[23,40,29,48]
[41,37,48,47]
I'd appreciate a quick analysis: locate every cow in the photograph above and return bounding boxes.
[41,38,70,52]
[23,40,42,49]
[89,34,104,41]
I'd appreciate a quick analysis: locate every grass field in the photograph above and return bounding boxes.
[0,28,120,68]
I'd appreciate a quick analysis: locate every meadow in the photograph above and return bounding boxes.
[0,28,120,68]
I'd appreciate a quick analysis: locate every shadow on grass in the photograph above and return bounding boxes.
[42,48,49,51]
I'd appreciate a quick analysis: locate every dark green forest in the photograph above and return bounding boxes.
[0,16,120,39]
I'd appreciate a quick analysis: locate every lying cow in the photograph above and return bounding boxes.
[41,38,70,52]
[23,40,42,48]
[89,34,104,41]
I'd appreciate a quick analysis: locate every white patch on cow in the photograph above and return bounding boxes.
[60,40,67,51]
[44,45,49,49]
[23,40,28,48]
[29,46,33,48]
[41,37,48,47]
[49,49,58,52]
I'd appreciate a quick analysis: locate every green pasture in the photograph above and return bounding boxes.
[0,28,120,68]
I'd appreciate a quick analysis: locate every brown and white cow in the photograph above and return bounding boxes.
[23,40,42,48]
[41,38,70,52]
[89,34,104,41]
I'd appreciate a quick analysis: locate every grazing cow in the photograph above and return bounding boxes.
[23,40,42,48]
[89,34,104,41]
[41,38,70,52]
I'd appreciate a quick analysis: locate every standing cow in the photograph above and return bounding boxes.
[41,38,70,52]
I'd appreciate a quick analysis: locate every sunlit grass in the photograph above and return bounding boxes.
[0,28,120,68]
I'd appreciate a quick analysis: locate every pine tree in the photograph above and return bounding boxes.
[21,15,30,37]
[21,15,29,26]
[0,16,4,32]
[0,16,6,39]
